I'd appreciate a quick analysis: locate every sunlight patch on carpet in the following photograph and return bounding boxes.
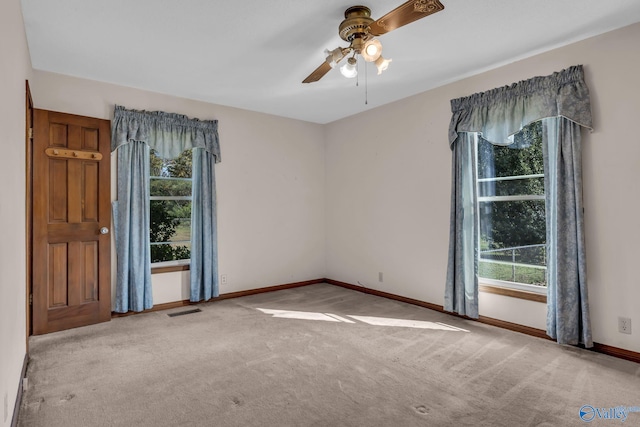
[257,308,342,322]
[349,315,469,331]
[256,308,468,331]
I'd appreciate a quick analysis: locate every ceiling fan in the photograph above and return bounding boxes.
[302,0,444,83]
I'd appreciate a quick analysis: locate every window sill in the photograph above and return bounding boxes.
[151,263,190,275]
[479,283,547,303]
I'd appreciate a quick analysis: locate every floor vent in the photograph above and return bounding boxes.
[167,308,202,317]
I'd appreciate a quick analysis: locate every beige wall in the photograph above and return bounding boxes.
[0,0,31,425]
[325,22,640,352]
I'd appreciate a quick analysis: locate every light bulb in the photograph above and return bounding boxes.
[340,57,358,78]
[361,39,383,62]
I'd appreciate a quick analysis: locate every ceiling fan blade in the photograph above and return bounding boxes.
[368,0,444,36]
[302,61,333,84]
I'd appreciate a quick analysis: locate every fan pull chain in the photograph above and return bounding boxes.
[365,60,368,105]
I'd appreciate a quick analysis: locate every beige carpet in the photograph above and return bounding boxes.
[18,283,640,426]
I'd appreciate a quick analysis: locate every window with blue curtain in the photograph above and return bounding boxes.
[111,105,221,312]
[445,65,594,347]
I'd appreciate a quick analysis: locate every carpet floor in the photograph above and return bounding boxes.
[18,283,640,426]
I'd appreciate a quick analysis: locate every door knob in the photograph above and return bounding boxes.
[100,227,109,235]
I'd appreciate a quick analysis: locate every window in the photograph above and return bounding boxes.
[149,149,192,264]
[476,121,546,293]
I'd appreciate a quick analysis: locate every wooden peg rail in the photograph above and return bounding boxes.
[45,148,103,161]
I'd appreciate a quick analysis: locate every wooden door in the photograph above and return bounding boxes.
[32,109,111,335]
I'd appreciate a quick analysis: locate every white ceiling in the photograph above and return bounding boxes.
[20,0,640,124]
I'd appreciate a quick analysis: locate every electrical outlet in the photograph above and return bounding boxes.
[220,274,228,285]
[618,317,632,334]
[378,272,383,282]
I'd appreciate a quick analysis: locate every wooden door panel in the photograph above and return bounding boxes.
[67,241,99,306]
[49,159,68,222]
[81,241,99,303]
[67,241,83,307]
[82,128,99,151]
[48,243,68,308]
[68,160,83,223]
[33,109,111,335]
[83,162,99,222]
[49,123,68,147]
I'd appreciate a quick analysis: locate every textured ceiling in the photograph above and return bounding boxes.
[20,0,640,124]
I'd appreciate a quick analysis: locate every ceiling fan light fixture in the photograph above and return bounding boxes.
[374,56,392,75]
[301,1,444,84]
[340,57,358,78]
[361,38,382,62]
[324,47,347,68]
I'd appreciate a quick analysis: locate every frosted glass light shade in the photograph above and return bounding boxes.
[361,39,382,62]
[340,57,358,78]
[325,47,346,68]
[375,56,392,75]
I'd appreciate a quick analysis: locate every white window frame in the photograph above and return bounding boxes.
[149,155,193,267]
[474,135,547,295]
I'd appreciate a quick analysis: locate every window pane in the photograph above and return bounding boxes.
[150,178,192,197]
[477,121,547,288]
[150,149,192,178]
[478,260,546,286]
[478,177,544,198]
[150,200,191,240]
[150,199,191,262]
[149,146,193,264]
[477,122,544,180]
[479,200,546,286]
[151,242,192,264]
[479,200,546,253]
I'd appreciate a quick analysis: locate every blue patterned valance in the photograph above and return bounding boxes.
[449,65,593,146]
[111,105,221,161]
